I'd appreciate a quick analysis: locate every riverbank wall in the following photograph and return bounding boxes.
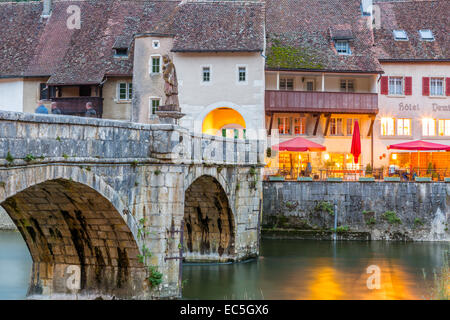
[262,181,450,241]
[0,207,16,230]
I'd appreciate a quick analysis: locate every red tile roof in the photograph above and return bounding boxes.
[373,0,450,61]
[265,0,383,73]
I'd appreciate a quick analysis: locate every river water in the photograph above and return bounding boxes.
[0,231,448,300]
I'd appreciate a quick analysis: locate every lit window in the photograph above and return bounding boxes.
[278,117,291,135]
[430,78,444,96]
[419,29,434,41]
[202,67,210,82]
[397,119,411,136]
[393,30,408,41]
[150,98,160,116]
[340,80,355,92]
[346,118,359,135]
[422,118,436,136]
[118,82,132,101]
[151,56,161,73]
[293,117,306,135]
[438,119,450,136]
[238,67,247,82]
[388,77,404,95]
[381,118,395,136]
[280,78,294,90]
[330,118,343,135]
[335,40,350,54]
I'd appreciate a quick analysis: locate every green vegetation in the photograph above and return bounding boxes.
[382,211,402,225]
[266,38,324,70]
[136,218,163,289]
[331,226,350,233]
[366,217,377,226]
[365,163,373,175]
[131,160,139,169]
[24,154,36,163]
[154,169,161,176]
[414,218,424,226]
[62,153,69,160]
[56,136,61,142]
[314,201,334,216]
[6,152,14,164]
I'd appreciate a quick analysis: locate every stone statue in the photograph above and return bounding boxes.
[156,54,184,124]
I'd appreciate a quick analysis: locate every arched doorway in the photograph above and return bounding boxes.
[183,176,235,262]
[0,179,145,298]
[202,107,246,139]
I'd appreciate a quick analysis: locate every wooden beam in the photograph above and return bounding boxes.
[367,116,375,137]
[267,113,274,136]
[323,114,331,136]
[313,113,321,136]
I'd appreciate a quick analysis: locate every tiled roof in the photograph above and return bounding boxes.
[373,0,450,61]
[0,0,179,84]
[265,0,383,73]
[168,1,265,52]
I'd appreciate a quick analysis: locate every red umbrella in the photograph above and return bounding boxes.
[350,120,361,164]
[387,140,450,151]
[272,137,326,152]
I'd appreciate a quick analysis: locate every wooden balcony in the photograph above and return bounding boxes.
[51,97,103,118]
[265,90,378,114]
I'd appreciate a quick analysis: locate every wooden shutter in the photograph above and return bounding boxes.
[404,77,412,95]
[422,77,430,96]
[380,76,388,95]
[446,78,450,96]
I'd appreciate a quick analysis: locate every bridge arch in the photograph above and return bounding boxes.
[183,175,236,262]
[0,166,145,298]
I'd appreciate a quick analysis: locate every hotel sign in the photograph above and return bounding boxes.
[398,102,450,112]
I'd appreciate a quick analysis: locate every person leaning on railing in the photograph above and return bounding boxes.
[85,102,97,118]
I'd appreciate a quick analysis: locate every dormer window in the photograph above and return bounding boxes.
[419,29,434,41]
[152,40,160,49]
[114,48,128,57]
[393,30,408,41]
[335,40,350,55]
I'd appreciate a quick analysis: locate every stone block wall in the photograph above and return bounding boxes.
[263,181,450,241]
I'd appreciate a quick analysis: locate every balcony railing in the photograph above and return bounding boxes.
[265,90,378,114]
[51,97,103,118]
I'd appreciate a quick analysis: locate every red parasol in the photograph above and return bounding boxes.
[350,120,361,163]
[387,140,450,151]
[272,137,326,152]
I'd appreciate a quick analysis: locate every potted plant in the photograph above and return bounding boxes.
[327,177,343,182]
[359,174,375,182]
[384,174,400,182]
[415,175,432,182]
[297,176,313,182]
[269,175,285,181]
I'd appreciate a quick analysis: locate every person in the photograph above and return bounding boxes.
[85,102,97,118]
[35,101,48,114]
[50,102,62,115]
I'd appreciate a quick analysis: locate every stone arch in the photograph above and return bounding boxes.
[0,167,146,298]
[183,175,236,262]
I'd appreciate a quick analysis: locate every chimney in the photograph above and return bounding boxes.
[361,0,373,16]
[42,0,52,17]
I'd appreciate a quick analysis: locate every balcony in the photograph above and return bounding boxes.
[265,90,378,115]
[51,97,103,118]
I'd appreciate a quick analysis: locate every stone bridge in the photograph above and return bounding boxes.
[0,111,264,299]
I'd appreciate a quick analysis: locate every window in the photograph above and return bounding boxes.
[306,80,315,91]
[419,29,434,41]
[202,67,211,82]
[280,78,294,91]
[118,83,132,101]
[152,40,160,49]
[238,66,247,82]
[430,78,444,96]
[335,40,350,54]
[346,118,359,135]
[422,118,436,136]
[393,30,408,41]
[39,83,56,100]
[151,56,161,74]
[389,77,404,95]
[381,117,395,136]
[330,118,343,135]
[397,119,411,136]
[114,48,128,57]
[150,98,161,116]
[293,117,306,135]
[79,86,92,97]
[278,117,291,135]
[438,120,450,136]
[340,80,355,92]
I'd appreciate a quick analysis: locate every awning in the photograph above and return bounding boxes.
[272,137,326,152]
[387,140,450,151]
